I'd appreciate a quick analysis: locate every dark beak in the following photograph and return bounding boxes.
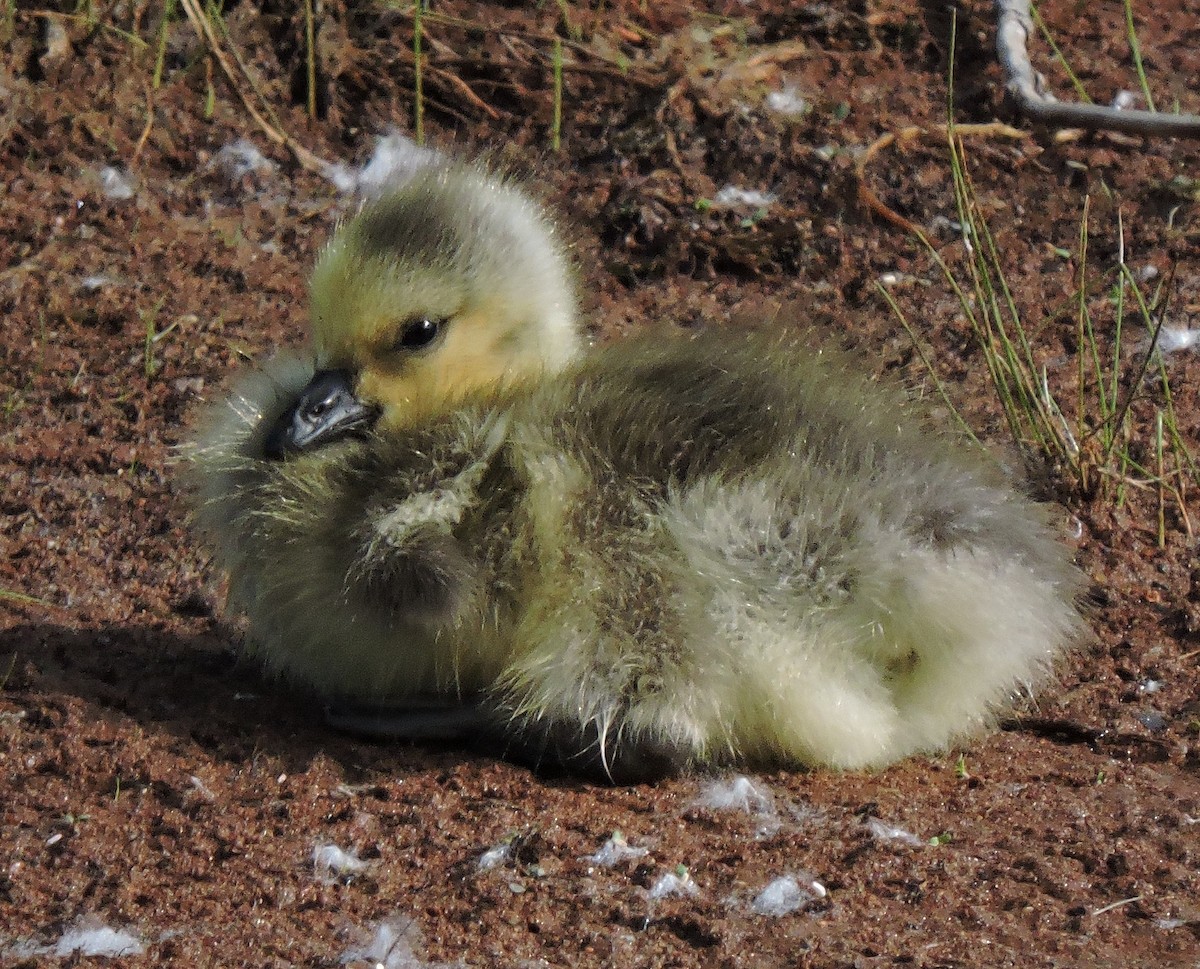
[263,369,379,460]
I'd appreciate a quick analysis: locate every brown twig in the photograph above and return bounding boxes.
[177,0,330,175]
[427,66,501,120]
[398,9,664,88]
[855,130,923,235]
[131,83,156,165]
[855,122,1029,233]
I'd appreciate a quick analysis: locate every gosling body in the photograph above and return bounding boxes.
[187,164,1084,780]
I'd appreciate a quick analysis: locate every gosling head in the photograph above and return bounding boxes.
[268,165,581,457]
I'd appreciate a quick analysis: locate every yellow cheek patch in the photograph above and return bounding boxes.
[355,307,547,429]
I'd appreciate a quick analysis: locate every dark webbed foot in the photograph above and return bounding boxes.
[491,719,693,784]
[325,702,690,784]
[325,699,489,741]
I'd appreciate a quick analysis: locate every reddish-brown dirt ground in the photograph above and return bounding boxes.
[2,1,1199,966]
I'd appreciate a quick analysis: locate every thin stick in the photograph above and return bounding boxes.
[132,83,156,165]
[413,1,425,146]
[427,66,499,119]
[552,37,563,153]
[303,0,317,119]
[855,122,1029,234]
[1092,896,1143,917]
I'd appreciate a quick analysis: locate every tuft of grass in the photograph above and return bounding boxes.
[892,19,1197,542]
[907,134,1197,540]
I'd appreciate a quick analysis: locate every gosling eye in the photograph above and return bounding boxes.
[393,317,443,352]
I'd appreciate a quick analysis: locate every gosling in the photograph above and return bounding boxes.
[186,163,1086,782]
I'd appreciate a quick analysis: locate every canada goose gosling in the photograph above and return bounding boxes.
[186,163,1086,782]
